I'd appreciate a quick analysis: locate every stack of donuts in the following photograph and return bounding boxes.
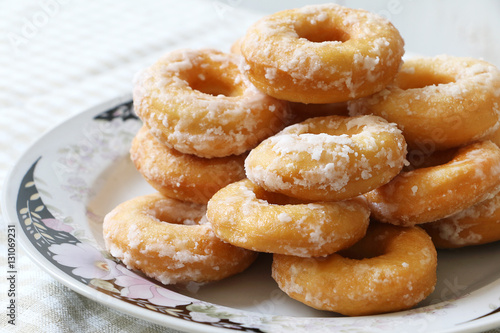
[349,56,500,249]
[103,3,500,317]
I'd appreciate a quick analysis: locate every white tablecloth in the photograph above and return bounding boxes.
[1,1,500,332]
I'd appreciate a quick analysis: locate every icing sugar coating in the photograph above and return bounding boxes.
[103,193,257,285]
[240,3,404,103]
[130,125,246,204]
[245,115,407,202]
[206,179,370,257]
[365,141,500,226]
[349,55,500,150]
[423,192,500,248]
[272,223,437,316]
[133,48,291,158]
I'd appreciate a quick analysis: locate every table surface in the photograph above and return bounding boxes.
[1,1,500,332]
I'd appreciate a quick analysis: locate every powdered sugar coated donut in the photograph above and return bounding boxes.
[272,223,437,316]
[349,55,500,150]
[133,48,290,158]
[245,115,407,202]
[240,4,405,103]
[103,193,257,285]
[130,126,246,204]
[423,192,500,248]
[365,141,500,226]
[206,179,370,257]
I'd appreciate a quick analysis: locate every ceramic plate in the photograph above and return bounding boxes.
[3,95,500,333]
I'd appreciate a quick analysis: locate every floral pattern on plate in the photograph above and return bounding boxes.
[14,101,270,332]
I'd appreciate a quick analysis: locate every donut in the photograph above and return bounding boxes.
[348,55,500,150]
[239,4,405,104]
[206,179,370,257]
[364,141,500,226]
[130,126,246,204]
[133,48,290,158]
[245,115,407,202]
[422,192,500,248]
[103,193,257,285]
[271,222,437,316]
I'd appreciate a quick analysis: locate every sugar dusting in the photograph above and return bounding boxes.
[133,48,290,157]
[208,179,369,257]
[246,116,406,196]
[103,194,255,285]
[240,3,403,98]
[273,226,436,314]
[430,193,500,245]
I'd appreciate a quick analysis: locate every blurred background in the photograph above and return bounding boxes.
[1,1,500,332]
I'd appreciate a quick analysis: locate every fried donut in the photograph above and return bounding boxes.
[245,115,407,202]
[422,193,500,248]
[272,222,437,316]
[365,141,500,226]
[349,55,500,150]
[103,193,257,285]
[130,126,246,204]
[206,179,370,257]
[133,48,290,158]
[240,4,405,104]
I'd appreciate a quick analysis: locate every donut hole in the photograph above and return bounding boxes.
[404,148,457,171]
[183,60,243,97]
[338,224,391,259]
[339,240,386,260]
[397,70,455,90]
[189,74,241,97]
[294,20,350,43]
[149,203,206,226]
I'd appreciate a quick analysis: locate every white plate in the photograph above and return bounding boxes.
[3,95,500,333]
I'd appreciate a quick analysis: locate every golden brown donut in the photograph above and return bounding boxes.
[240,4,404,103]
[130,126,246,204]
[349,55,500,150]
[103,193,257,285]
[422,192,500,248]
[133,48,290,158]
[365,141,500,226]
[272,223,437,316]
[245,115,407,202]
[206,179,370,257]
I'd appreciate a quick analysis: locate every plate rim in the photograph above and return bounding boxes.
[2,95,500,333]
